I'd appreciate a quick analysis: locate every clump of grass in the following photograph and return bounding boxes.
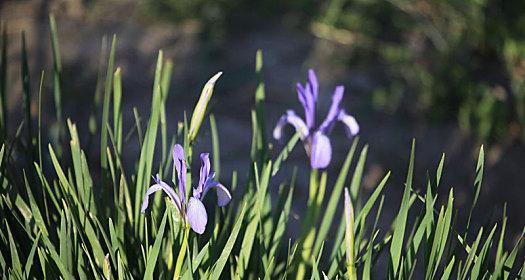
[0,15,524,279]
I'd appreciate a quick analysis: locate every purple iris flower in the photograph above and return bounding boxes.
[273,70,360,169]
[141,144,232,234]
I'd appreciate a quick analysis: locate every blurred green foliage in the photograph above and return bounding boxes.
[317,0,525,142]
[141,0,525,142]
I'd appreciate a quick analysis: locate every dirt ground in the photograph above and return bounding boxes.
[2,0,524,250]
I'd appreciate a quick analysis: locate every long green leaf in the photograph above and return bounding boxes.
[313,138,359,256]
[211,203,247,279]
[49,14,63,132]
[272,133,300,176]
[134,51,164,235]
[6,222,23,277]
[465,146,484,237]
[21,31,33,157]
[101,35,117,173]
[143,211,168,280]
[0,23,7,136]
[390,139,415,277]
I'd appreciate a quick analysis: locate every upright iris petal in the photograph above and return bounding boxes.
[142,144,232,235]
[273,69,359,169]
[195,153,211,198]
[296,83,315,130]
[173,144,187,203]
[319,86,344,133]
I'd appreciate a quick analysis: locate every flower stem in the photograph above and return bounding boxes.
[296,169,319,279]
[174,225,190,279]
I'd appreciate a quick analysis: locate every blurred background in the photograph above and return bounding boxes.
[1,0,524,242]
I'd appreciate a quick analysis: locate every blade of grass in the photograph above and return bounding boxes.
[41,229,73,279]
[159,59,173,174]
[313,138,359,256]
[390,139,416,277]
[37,70,44,169]
[268,183,295,269]
[355,171,390,226]
[101,35,117,180]
[460,227,484,280]
[23,172,48,236]
[494,205,507,279]
[350,144,368,202]
[6,221,23,278]
[465,146,484,241]
[49,14,63,134]
[427,189,454,279]
[181,242,210,279]
[210,202,247,279]
[502,229,524,280]
[134,51,164,236]
[21,31,34,159]
[235,161,272,277]
[470,224,497,279]
[254,49,267,163]
[143,210,168,280]
[309,243,324,280]
[23,232,41,278]
[0,23,7,137]
[271,133,300,176]
[439,256,455,280]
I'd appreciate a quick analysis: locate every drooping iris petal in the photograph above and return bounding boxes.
[214,184,232,206]
[310,131,332,169]
[141,184,161,213]
[172,144,187,203]
[273,110,309,141]
[187,197,208,234]
[319,86,344,133]
[141,177,181,213]
[202,180,232,207]
[338,110,360,137]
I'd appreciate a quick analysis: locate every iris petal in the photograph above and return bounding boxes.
[296,83,307,113]
[273,110,309,141]
[196,153,211,198]
[319,86,344,133]
[310,131,332,169]
[307,69,319,100]
[338,110,360,137]
[297,82,316,129]
[202,180,232,207]
[187,197,208,234]
[141,177,181,213]
[172,144,187,203]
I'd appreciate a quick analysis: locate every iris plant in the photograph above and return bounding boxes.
[141,144,232,234]
[273,69,360,169]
